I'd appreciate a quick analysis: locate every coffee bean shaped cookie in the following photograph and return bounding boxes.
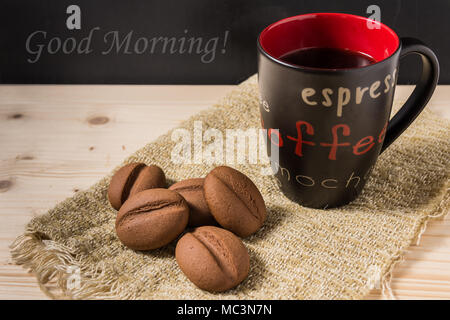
[169,178,216,227]
[175,226,250,292]
[116,188,188,250]
[204,166,266,237]
[108,163,166,210]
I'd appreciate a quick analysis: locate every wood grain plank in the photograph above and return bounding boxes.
[0,85,449,300]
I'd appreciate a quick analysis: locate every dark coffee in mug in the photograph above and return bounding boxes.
[257,13,439,208]
[279,47,377,69]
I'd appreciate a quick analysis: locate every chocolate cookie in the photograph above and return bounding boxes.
[169,178,216,227]
[115,188,188,250]
[108,163,166,210]
[175,226,250,292]
[203,166,266,237]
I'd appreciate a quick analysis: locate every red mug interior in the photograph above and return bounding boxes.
[259,13,400,67]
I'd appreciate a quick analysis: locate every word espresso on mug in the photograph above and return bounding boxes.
[300,69,397,117]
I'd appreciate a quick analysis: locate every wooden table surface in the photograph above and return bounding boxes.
[0,84,449,300]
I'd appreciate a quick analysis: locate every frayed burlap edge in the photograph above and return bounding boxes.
[10,232,138,300]
[379,181,449,299]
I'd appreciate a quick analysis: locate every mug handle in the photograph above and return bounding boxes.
[380,37,440,153]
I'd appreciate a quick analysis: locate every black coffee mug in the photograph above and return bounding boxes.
[257,13,439,208]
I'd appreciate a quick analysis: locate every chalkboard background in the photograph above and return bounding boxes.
[1,0,448,84]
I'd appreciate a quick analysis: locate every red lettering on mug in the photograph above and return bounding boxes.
[287,121,315,157]
[319,124,351,160]
[268,128,283,147]
[353,136,375,155]
[378,121,388,143]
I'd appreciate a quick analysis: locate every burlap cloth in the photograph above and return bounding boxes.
[10,75,450,300]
